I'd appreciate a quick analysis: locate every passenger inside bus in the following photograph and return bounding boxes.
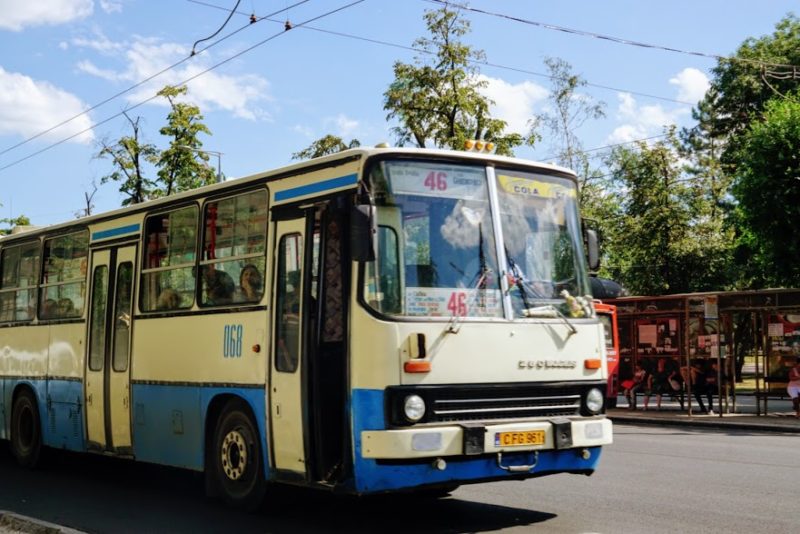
[156,288,181,310]
[202,268,235,305]
[238,264,263,302]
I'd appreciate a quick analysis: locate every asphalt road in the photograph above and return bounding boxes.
[1,424,798,533]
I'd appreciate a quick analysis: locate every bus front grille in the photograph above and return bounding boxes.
[386,382,602,426]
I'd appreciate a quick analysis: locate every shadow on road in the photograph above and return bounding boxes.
[0,443,555,533]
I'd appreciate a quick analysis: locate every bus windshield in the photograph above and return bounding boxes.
[365,159,590,318]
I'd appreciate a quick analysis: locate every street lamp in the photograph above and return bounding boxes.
[176,145,223,183]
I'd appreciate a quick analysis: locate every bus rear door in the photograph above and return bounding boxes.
[85,244,136,454]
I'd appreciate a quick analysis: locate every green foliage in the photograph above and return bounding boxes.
[603,131,733,295]
[96,112,158,206]
[535,57,605,172]
[97,86,216,206]
[154,85,217,197]
[292,134,360,160]
[696,14,800,162]
[0,214,31,236]
[732,94,800,287]
[383,6,528,155]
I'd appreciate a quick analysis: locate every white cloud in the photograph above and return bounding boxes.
[73,36,273,121]
[70,30,126,54]
[76,60,120,81]
[669,67,710,104]
[606,90,691,145]
[478,75,547,134]
[99,0,122,14]
[324,114,360,138]
[0,0,93,31]
[0,67,94,144]
[292,124,314,138]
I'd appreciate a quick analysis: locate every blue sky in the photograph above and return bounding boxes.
[0,0,796,226]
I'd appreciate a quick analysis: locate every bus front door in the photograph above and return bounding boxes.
[270,218,307,476]
[85,245,136,455]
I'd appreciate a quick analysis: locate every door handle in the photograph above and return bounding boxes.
[87,393,93,406]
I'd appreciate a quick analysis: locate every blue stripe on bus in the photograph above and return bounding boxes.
[131,383,268,472]
[349,388,603,493]
[0,378,85,451]
[274,173,358,201]
[91,223,141,241]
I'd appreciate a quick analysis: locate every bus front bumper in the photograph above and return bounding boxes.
[360,417,612,459]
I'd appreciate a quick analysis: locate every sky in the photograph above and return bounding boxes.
[0,0,797,226]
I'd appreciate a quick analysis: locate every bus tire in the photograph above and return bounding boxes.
[11,389,42,468]
[210,400,266,510]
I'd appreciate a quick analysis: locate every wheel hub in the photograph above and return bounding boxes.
[221,429,248,481]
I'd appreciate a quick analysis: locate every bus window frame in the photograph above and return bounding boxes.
[139,203,200,314]
[198,188,269,309]
[0,239,41,324]
[39,229,89,322]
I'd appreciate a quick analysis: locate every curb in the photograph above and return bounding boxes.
[0,512,85,534]
[608,415,800,434]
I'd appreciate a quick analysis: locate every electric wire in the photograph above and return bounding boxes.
[189,0,694,106]
[0,0,313,159]
[428,0,800,71]
[0,0,366,173]
[191,0,242,56]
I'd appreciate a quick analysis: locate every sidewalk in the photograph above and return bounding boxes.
[0,512,85,534]
[607,394,800,433]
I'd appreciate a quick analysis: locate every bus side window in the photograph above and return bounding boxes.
[200,189,267,307]
[0,241,39,323]
[40,230,88,320]
[275,234,302,373]
[140,206,198,312]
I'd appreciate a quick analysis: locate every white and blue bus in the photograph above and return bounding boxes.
[0,146,612,509]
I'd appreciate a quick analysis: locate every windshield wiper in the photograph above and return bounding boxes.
[523,304,577,337]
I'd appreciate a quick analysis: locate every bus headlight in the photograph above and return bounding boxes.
[585,388,604,415]
[403,395,426,422]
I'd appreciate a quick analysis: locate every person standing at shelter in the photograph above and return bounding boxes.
[788,356,800,418]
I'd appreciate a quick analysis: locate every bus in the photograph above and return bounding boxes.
[595,301,619,407]
[0,146,612,509]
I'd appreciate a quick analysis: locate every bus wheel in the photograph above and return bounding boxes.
[11,389,42,468]
[210,400,266,510]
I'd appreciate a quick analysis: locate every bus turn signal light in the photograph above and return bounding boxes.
[404,360,432,373]
[584,359,602,369]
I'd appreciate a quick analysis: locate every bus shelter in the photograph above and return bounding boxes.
[606,289,800,416]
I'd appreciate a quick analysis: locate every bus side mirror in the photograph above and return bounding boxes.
[350,204,376,262]
[586,229,600,271]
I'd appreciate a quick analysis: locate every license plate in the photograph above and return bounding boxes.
[494,430,545,447]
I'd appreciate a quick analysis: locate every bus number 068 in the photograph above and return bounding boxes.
[223,324,243,358]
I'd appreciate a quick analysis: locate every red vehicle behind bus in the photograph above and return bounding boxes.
[596,302,619,407]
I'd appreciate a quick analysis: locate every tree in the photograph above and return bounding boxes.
[383,6,526,155]
[153,85,217,197]
[96,111,158,206]
[694,15,800,165]
[535,57,605,174]
[532,57,612,259]
[732,94,800,287]
[0,214,31,236]
[603,131,731,295]
[292,135,360,160]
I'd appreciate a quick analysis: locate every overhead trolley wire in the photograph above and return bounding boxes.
[0,0,365,173]
[428,0,800,71]
[0,0,314,159]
